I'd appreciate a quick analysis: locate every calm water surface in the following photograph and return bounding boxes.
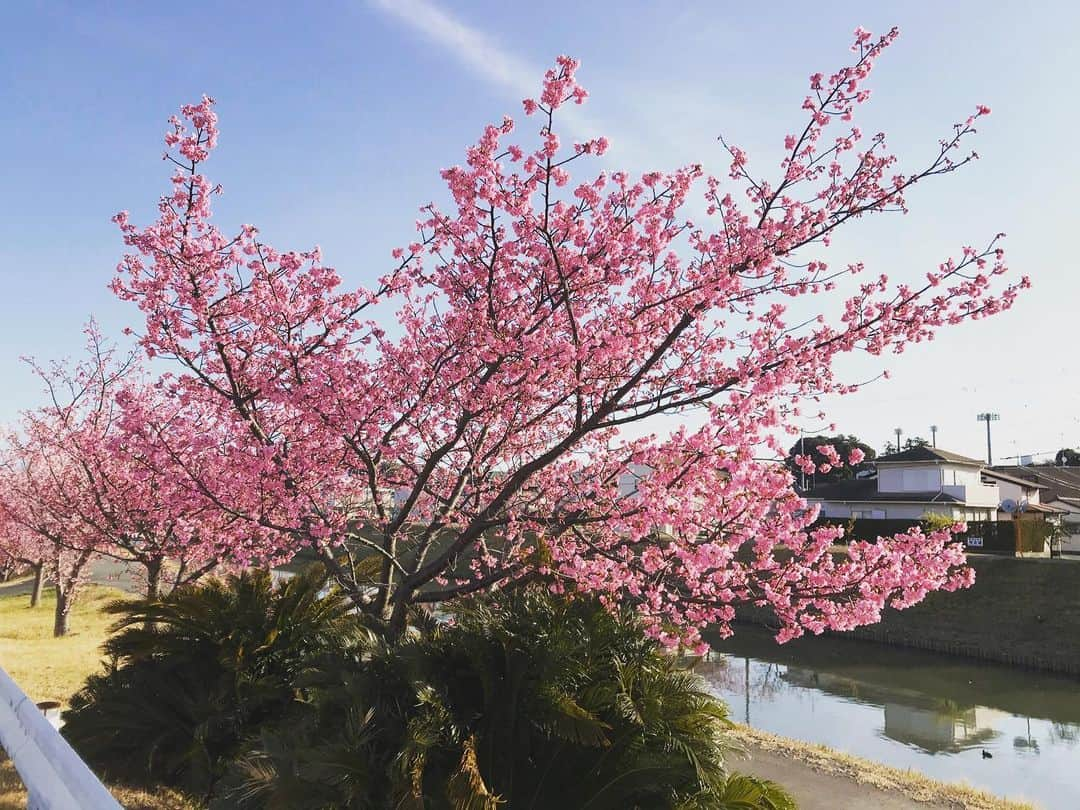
[700,627,1080,809]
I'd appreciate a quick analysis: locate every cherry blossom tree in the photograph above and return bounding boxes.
[0,509,47,606]
[0,452,98,637]
[0,541,28,586]
[110,28,1027,650]
[0,327,225,620]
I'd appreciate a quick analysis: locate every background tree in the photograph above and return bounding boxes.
[0,510,48,607]
[882,435,932,454]
[110,29,1026,649]
[0,456,98,636]
[784,434,875,486]
[0,326,224,620]
[1054,448,1080,466]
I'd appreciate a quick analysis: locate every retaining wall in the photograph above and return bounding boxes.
[741,555,1080,676]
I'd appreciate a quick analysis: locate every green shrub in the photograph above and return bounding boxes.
[220,589,794,810]
[62,565,365,800]
[63,568,792,809]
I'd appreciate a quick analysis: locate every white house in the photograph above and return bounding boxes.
[617,463,653,500]
[805,446,999,522]
[979,468,1064,522]
[991,466,1080,555]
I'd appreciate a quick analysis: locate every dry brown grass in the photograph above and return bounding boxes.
[0,759,26,810]
[733,725,1037,810]
[0,758,200,810]
[0,585,202,809]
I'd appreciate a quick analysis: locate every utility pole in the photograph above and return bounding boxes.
[930,425,938,448]
[799,431,806,491]
[976,413,1000,465]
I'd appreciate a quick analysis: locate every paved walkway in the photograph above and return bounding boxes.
[0,578,34,599]
[0,559,158,600]
[735,746,951,810]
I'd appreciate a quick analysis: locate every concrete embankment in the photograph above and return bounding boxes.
[747,555,1080,676]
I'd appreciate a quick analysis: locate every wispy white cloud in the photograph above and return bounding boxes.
[365,0,747,177]
[367,0,616,148]
[369,0,538,98]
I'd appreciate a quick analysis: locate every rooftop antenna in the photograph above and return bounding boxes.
[976,413,1000,465]
[894,427,903,453]
[930,425,938,448]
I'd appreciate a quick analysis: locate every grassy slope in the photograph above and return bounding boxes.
[0,586,197,810]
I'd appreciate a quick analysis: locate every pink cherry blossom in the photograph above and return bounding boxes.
[104,28,1022,647]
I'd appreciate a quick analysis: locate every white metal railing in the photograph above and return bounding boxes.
[0,666,121,809]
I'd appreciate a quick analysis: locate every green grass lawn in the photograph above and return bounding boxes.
[0,585,198,810]
[0,585,126,703]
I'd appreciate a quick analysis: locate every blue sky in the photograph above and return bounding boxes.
[2,1,1077,462]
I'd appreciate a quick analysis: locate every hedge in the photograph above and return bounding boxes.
[817,517,1050,555]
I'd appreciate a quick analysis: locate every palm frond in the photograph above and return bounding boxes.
[445,734,503,810]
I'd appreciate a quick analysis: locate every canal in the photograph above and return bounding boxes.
[700,626,1080,809]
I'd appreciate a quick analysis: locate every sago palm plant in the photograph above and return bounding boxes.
[220,588,794,810]
[62,564,365,800]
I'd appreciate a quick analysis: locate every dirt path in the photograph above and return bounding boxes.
[735,745,950,809]
[729,728,1034,810]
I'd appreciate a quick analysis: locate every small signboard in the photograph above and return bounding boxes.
[966,536,984,548]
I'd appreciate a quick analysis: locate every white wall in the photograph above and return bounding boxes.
[883,503,952,520]
[992,479,1024,504]
[878,465,941,493]
[617,463,652,499]
[952,482,1000,508]
[1047,499,1080,554]
[948,467,982,488]
[815,501,959,521]
[983,476,1042,506]
[877,463,999,508]
[877,468,902,492]
[813,499,995,522]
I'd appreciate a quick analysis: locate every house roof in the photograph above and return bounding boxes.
[874,446,984,466]
[1015,501,1067,514]
[991,466,1080,503]
[804,478,963,504]
[981,468,1046,490]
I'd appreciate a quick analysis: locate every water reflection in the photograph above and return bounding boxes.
[792,668,1004,753]
[700,626,1080,808]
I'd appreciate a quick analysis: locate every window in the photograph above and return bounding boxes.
[902,468,939,491]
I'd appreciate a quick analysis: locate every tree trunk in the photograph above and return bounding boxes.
[386,592,411,641]
[30,561,45,608]
[145,556,164,600]
[53,585,71,637]
[143,556,165,633]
